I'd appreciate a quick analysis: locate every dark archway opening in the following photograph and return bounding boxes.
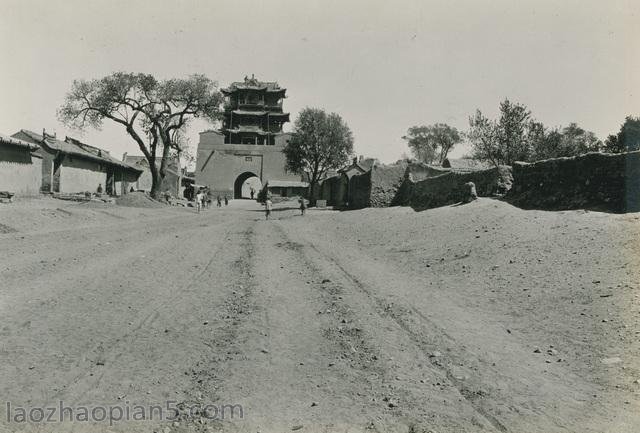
[234,172,262,199]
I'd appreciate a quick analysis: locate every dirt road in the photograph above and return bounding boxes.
[1,198,638,432]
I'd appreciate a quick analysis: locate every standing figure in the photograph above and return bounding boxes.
[195,189,203,213]
[250,187,255,200]
[216,195,222,207]
[206,188,213,208]
[299,197,307,216]
[265,198,273,220]
[224,195,229,206]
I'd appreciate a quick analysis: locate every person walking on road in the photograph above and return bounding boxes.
[250,187,255,200]
[224,195,229,206]
[206,188,213,209]
[299,197,307,216]
[216,195,222,207]
[265,198,273,220]
[195,189,203,213]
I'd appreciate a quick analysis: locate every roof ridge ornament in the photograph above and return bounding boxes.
[244,73,259,86]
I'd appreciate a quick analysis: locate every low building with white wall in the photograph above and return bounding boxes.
[0,132,42,197]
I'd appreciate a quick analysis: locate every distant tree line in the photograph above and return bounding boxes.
[403,99,640,167]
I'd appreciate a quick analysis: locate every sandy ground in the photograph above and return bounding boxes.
[0,196,639,433]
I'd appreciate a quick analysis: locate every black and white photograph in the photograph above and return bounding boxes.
[0,1,639,432]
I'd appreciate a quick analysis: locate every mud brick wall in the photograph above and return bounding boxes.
[348,162,410,209]
[59,157,107,194]
[367,163,409,207]
[400,166,512,210]
[507,151,640,212]
[405,162,449,181]
[348,170,372,209]
[0,146,42,196]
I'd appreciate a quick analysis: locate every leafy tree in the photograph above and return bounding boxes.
[467,110,500,166]
[284,107,354,203]
[531,127,562,160]
[494,99,534,164]
[402,123,462,165]
[604,116,640,153]
[58,72,223,198]
[468,99,536,166]
[469,99,605,164]
[532,123,601,160]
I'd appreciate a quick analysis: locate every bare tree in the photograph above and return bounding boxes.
[58,72,223,198]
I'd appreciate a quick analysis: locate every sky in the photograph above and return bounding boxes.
[1,0,638,165]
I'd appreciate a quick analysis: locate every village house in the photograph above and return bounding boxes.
[263,179,309,198]
[0,132,42,197]
[318,156,377,207]
[122,153,182,197]
[12,129,142,195]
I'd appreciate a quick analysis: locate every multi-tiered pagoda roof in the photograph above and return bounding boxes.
[220,75,290,145]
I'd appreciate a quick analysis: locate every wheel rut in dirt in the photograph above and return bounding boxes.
[268,222,505,432]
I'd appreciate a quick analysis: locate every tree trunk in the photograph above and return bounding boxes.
[150,130,173,200]
[309,173,321,207]
[149,162,163,200]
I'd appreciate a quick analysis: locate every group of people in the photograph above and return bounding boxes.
[191,185,308,219]
[262,195,307,220]
[195,187,228,212]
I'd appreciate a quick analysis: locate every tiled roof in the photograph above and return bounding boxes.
[266,180,309,188]
[323,169,339,179]
[222,76,286,94]
[17,130,142,172]
[358,158,377,171]
[124,155,161,165]
[230,110,268,116]
[339,159,376,174]
[227,110,290,117]
[64,137,142,172]
[0,132,38,150]
[123,154,180,171]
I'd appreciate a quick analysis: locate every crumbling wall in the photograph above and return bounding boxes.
[400,166,512,210]
[344,159,514,211]
[507,151,640,212]
[368,163,408,207]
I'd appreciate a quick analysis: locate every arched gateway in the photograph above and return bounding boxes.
[234,172,262,199]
